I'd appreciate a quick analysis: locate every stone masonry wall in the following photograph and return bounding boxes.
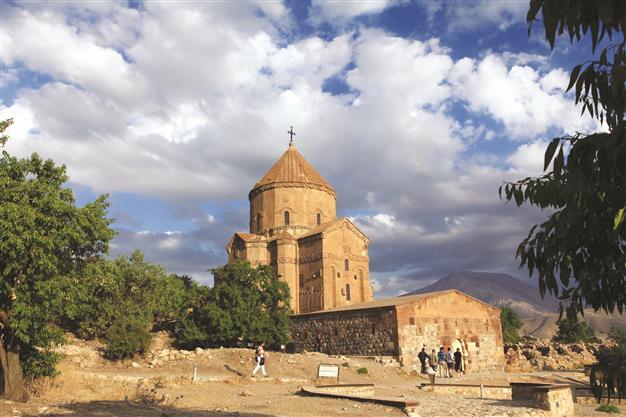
[395,291,505,374]
[291,307,398,356]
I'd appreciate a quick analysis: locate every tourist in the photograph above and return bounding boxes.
[437,347,448,377]
[252,342,267,377]
[418,347,427,374]
[424,356,436,388]
[445,347,454,378]
[454,348,463,374]
[429,349,437,373]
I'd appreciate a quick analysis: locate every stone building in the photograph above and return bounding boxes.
[226,141,373,314]
[291,289,505,374]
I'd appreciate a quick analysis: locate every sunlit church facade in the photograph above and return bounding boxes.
[226,139,373,314]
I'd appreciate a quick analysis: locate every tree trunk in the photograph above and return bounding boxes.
[0,339,26,402]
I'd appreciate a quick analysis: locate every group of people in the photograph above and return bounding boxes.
[418,346,463,378]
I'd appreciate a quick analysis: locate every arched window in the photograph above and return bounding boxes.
[344,259,349,271]
[256,213,262,232]
[284,210,290,226]
[346,284,351,301]
[316,212,321,225]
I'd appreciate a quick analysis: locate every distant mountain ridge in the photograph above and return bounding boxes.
[406,271,560,315]
[406,271,626,338]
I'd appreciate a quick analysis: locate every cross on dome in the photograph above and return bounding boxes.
[287,126,296,145]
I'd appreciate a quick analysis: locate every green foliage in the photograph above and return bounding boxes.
[0,119,12,147]
[554,317,596,343]
[174,261,292,348]
[501,1,626,317]
[104,319,152,360]
[609,326,626,343]
[596,404,621,414]
[0,124,114,394]
[57,251,196,339]
[501,307,524,344]
[356,367,368,375]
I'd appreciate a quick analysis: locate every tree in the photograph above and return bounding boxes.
[174,261,292,348]
[57,251,191,340]
[0,119,114,400]
[501,307,524,344]
[500,0,626,318]
[553,317,596,344]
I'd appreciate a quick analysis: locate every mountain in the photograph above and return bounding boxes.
[406,271,626,338]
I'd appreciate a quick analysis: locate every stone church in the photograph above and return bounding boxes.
[225,133,505,373]
[226,140,373,314]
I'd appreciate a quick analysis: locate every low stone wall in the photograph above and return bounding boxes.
[426,383,511,400]
[291,307,398,356]
[533,385,575,417]
[313,384,375,396]
[511,383,575,417]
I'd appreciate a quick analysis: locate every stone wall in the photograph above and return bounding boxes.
[395,291,505,374]
[291,307,398,356]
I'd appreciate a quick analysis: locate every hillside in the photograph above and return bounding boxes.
[406,271,626,337]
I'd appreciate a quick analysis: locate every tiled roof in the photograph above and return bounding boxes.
[234,232,264,242]
[252,143,334,193]
[294,289,500,316]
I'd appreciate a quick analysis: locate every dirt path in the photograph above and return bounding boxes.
[0,342,615,417]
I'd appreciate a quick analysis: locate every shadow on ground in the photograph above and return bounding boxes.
[22,400,279,417]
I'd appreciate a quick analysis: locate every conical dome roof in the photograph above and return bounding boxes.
[250,143,335,197]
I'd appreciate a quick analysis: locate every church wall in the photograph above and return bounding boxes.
[249,186,336,237]
[394,292,505,374]
[297,236,324,313]
[290,307,399,356]
[322,227,371,308]
[244,243,269,267]
[273,238,298,312]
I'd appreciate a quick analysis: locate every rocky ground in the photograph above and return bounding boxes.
[504,336,603,373]
[0,333,617,417]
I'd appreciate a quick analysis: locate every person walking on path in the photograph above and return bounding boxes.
[418,347,427,374]
[445,347,454,378]
[424,355,436,389]
[252,342,267,377]
[429,349,438,373]
[454,348,463,374]
[437,347,448,378]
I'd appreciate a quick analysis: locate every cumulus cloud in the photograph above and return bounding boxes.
[309,0,396,25]
[0,2,591,295]
[449,54,598,138]
[424,0,527,32]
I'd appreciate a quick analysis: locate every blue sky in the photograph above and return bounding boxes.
[0,0,599,295]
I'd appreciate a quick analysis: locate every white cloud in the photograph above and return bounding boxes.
[449,54,598,138]
[426,0,527,32]
[309,0,395,25]
[507,140,549,176]
[0,2,591,291]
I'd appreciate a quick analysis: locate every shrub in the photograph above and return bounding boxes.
[554,317,595,344]
[174,261,292,348]
[341,362,350,368]
[501,307,523,344]
[356,367,368,375]
[104,319,152,360]
[596,404,620,413]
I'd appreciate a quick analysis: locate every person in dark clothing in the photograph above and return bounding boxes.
[454,348,463,373]
[429,349,438,372]
[417,347,427,374]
